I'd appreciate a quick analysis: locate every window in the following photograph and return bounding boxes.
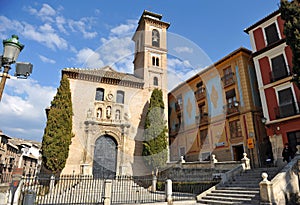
[152,56,159,66]
[271,54,288,82]
[226,89,237,105]
[96,108,102,119]
[153,77,158,86]
[264,23,280,45]
[226,89,239,114]
[229,120,242,138]
[115,109,121,120]
[152,29,160,47]
[277,88,297,118]
[116,90,125,104]
[95,88,104,101]
[222,67,234,86]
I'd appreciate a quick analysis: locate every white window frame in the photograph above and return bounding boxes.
[274,82,299,113]
[262,19,282,46]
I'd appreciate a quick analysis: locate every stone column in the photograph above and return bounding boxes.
[152,174,157,192]
[165,179,172,203]
[103,179,112,205]
[259,172,273,204]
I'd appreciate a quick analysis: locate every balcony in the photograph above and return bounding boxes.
[194,87,206,101]
[175,102,183,112]
[224,101,240,115]
[195,112,209,125]
[275,102,300,119]
[269,69,291,83]
[221,72,235,87]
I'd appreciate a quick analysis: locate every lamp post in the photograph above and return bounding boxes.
[0,35,32,101]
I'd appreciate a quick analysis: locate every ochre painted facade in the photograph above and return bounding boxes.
[169,48,266,167]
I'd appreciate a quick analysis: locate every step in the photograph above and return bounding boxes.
[198,198,238,204]
[216,187,259,194]
[202,195,252,202]
[207,192,256,198]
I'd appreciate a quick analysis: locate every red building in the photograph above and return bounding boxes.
[245,10,300,165]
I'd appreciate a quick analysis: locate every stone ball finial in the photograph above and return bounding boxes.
[262,172,268,182]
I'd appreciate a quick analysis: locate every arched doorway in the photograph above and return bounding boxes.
[93,135,117,178]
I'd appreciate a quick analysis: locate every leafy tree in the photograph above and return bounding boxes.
[41,74,74,173]
[142,88,168,172]
[280,0,300,89]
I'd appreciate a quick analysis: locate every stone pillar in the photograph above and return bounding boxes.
[152,174,157,192]
[165,179,172,203]
[0,184,10,205]
[259,172,273,204]
[49,175,55,194]
[241,153,251,170]
[180,156,185,163]
[103,179,112,205]
[211,154,218,168]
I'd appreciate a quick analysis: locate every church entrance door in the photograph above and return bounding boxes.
[93,135,117,178]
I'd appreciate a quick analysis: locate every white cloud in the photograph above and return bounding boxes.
[23,22,68,50]
[68,17,97,39]
[39,55,56,64]
[75,48,104,68]
[0,79,56,141]
[27,4,56,22]
[167,57,202,91]
[174,46,193,54]
[73,20,137,72]
[111,23,136,36]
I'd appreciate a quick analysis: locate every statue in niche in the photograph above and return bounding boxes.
[106,106,111,119]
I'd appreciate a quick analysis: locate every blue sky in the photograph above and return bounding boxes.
[0,0,279,142]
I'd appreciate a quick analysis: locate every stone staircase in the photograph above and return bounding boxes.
[197,166,282,204]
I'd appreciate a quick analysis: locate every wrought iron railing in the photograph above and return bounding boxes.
[224,101,240,115]
[269,68,292,83]
[194,87,206,101]
[20,174,220,204]
[274,102,300,119]
[221,72,235,87]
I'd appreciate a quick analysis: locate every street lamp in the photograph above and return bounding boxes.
[0,35,33,101]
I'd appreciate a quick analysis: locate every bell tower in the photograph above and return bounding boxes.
[132,10,170,91]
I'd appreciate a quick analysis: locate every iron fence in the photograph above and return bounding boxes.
[21,175,105,204]
[20,174,220,204]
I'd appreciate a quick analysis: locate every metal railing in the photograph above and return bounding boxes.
[221,72,235,87]
[0,172,12,183]
[274,101,300,119]
[19,173,220,204]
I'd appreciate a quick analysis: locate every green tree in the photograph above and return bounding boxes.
[142,88,168,171]
[41,74,74,173]
[280,0,300,89]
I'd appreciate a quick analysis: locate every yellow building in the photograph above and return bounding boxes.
[169,47,266,167]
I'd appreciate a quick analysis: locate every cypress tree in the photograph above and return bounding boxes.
[142,88,168,171]
[41,74,74,173]
[280,0,300,89]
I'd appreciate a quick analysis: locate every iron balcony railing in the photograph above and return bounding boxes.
[194,87,206,101]
[275,101,300,119]
[221,72,235,87]
[224,101,240,115]
[195,113,209,125]
[269,68,292,83]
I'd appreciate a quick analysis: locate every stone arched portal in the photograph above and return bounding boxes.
[93,135,117,178]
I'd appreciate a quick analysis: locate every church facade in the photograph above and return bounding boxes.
[61,10,170,176]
